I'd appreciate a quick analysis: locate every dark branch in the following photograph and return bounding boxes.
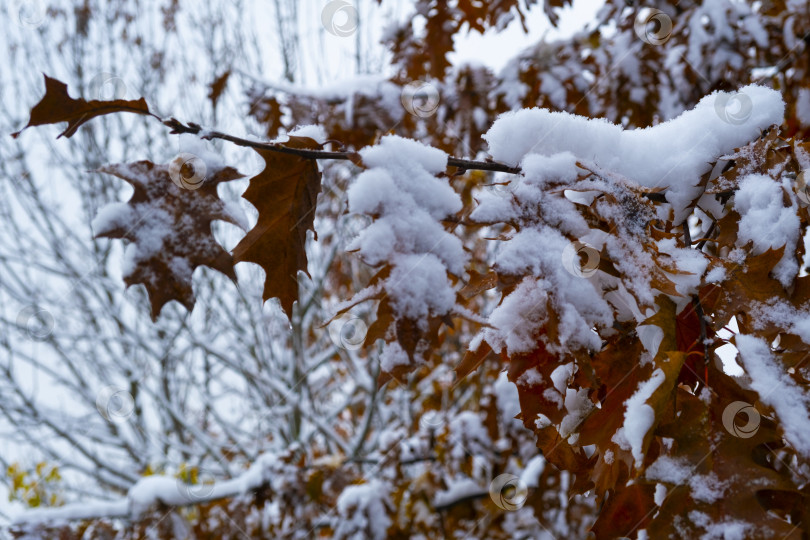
[162,117,522,175]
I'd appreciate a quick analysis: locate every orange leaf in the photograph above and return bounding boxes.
[458,269,497,300]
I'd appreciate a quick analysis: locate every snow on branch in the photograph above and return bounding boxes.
[12,453,284,525]
[483,84,784,221]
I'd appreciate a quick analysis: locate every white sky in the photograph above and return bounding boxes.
[246,0,606,87]
[450,0,605,70]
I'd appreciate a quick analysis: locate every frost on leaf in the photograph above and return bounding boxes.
[12,75,153,139]
[94,160,244,320]
[232,136,322,319]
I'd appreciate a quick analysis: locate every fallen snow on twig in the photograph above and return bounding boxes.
[484,84,784,221]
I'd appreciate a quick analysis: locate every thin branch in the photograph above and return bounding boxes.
[696,219,717,251]
[161,118,522,174]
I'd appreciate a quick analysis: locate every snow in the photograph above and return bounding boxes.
[385,254,456,321]
[733,174,800,287]
[647,455,726,503]
[559,387,594,438]
[535,414,552,429]
[111,202,175,281]
[654,238,709,297]
[13,452,290,525]
[494,371,524,431]
[433,477,486,508]
[516,367,543,387]
[520,455,545,488]
[521,152,581,187]
[689,473,726,503]
[347,135,467,329]
[90,202,133,235]
[449,411,492,460]
[288,124,327,143]
[483,84,784,222]
[379,341,411,374]
[612,368,666,467]
[550,362,574,394]
[688,510,751,540]
[475,228,612,356]
[128,476,190,516]
[11,499,129,525]
[645,455,692,485]
[334,480,391,540]
[469,86,781,364]
[654,483,667,506]
[705,265,727,283]
[749,300,810,347]
[271,124,328,144]
[735,335,810,456]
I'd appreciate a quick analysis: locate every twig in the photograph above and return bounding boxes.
[162,117,524,174]
[695,219,716,250]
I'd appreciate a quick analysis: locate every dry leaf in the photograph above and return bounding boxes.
[95,160,244,320]
[232,136,322,318]
[12,75,153,139]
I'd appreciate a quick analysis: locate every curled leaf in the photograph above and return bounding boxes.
[12,74,154,139]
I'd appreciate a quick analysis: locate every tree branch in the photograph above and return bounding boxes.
[161,118,522,175]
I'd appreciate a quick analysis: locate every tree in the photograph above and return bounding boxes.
[3,0,810,538]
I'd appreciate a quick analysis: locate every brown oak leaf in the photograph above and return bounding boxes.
[232,136,322,318]
[12,75,154,139]
[646,363,803,539]
[94,159,244,320]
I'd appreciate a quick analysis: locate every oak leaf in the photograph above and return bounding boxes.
[647,363,803,539]
[232,137,322,318]
[590,483,657,538]
[456,340,495,379]
[95,159,244,320]
[12,75,154,139]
